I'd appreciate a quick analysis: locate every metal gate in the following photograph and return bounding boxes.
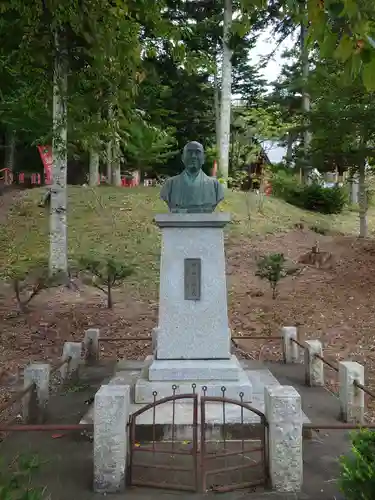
[200,393,268,493]
[128,390,199,491]
[128,389,268,493]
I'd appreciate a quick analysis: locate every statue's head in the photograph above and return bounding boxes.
[182,141,204,175]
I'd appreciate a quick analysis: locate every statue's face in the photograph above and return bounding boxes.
[183,147,204,174]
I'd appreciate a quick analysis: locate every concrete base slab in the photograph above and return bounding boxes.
[80,360,312,443]
[148,354,241,381]
[134,366,252,403]
[80,358,312,433]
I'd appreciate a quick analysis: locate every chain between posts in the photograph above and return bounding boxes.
[313,353,339,373]
[99,337,152,342]
[0,382,36,415]
[291,337,375,401]
[353,379,375,400]
[289,337,306,350]
[50,356,72,375]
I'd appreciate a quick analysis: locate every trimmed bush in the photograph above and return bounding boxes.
[339,428,375,500]
[270,172,347,214]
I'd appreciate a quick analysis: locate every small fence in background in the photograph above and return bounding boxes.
[283,327,375,426]
[2,325,375,437]
[85,327,375,427]
[0,340,94,436]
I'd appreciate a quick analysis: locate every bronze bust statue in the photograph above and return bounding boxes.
[160,141,224,213]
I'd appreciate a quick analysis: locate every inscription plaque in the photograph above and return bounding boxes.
[184,258,201,300]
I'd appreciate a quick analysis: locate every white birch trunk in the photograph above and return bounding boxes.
[50,31,68,278]
[112,132,122,187]
[286,131,294,166]
[214,57,221,161]
[219,0,232,184]
[301,19,311,183]
[89,149,100,186]
[358,159,368,238]
[106,101,113,184]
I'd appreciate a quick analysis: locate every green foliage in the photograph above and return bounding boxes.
[124,115,178,170]
[303,0,375,90]
[0,454,46,500]
[271,172,347,214]
[255,253,298,299]
[308,56,375,174]
[292,184,347,214]
[230,104,289,174]
[228,171,248,190]
[79,255,133,308]
[339,428,375,500]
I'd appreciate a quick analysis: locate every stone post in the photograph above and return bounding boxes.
[304,340,324,386]
[84,328,100,363]
[60,342,82,382]
[23,363,50,424]
[264,385,303,492]
[282,326,298,364]
[94,384,131,493]
[339,361,365,423]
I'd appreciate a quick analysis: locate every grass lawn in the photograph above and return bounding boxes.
[0,185,369,294]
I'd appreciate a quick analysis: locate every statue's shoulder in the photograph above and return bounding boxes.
[201,172,217,184]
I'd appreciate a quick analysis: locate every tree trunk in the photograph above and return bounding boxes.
[112,132,122,187]
[219,0,232,184]
[286,131,294,167]
[50,31,68,278]
[106,103,113,183]
[358,158,367,238]
[89,149,99,186]
[107,282,113,309]
[300,18,311,183]
[5,130,16,172]
[214,58,221,162]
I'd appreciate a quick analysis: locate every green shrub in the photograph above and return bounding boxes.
[0,453,46,499]
[255,253,299,299]
[339,428,375,500]
[270,171,297,199]
[79,255,133,309]
[270,173,347,214]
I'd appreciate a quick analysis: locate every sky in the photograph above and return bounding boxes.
[251,29,295,83]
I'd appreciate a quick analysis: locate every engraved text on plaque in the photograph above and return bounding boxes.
[184,258,201,300]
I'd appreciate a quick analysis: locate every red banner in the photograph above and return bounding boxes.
[37,145,53,185]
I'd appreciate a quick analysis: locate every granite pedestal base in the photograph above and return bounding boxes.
[149,354,241,381]
[134,355,252,403]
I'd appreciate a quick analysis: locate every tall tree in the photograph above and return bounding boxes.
[309,57,375,237]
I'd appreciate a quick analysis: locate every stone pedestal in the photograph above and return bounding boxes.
[134,212,252,403]
[155,212,231,360]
